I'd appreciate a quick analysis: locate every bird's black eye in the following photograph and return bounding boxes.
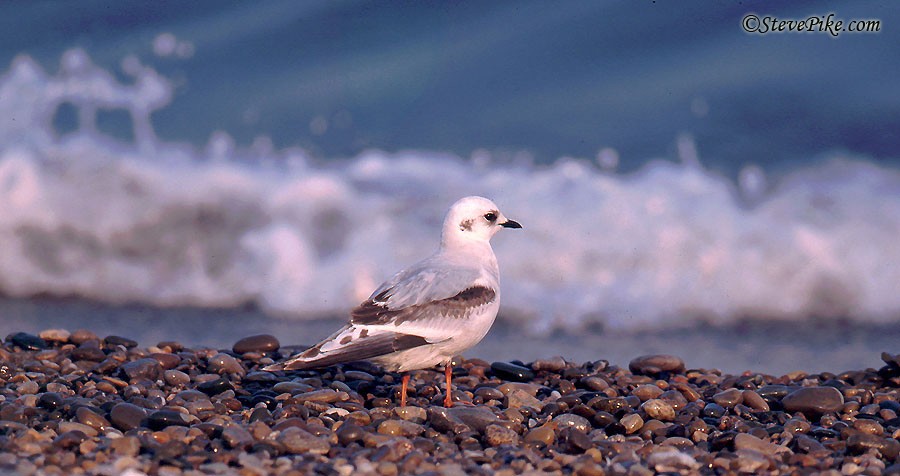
[483,212,497,222]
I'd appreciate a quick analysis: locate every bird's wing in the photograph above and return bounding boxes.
[264,285,497,371]
[263,324,430,371]
[367,255,484,309]
[351,285,496,328]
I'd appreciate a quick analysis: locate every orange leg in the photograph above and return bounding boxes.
[400,373,410,407]
[444,364,453,407]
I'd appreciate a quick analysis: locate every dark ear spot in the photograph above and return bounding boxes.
[459,218,474,231]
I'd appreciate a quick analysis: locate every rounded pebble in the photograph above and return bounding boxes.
[629,355,685,376]
[233,334,280,354]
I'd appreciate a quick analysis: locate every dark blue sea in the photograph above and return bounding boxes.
[0,1,898,373]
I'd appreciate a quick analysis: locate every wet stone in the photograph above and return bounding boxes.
[119,358,162,381]
[757,385,793,401]
[69,329,98,344]
[782,387,844,415]
[71,345,106,362]
[16,379,38,395]
[222,425,254,449]
[207,353,245,375]
[109,403,148,431]
[39,329,70,343]
[394,406,427,423]
[448,406,502,432]
[629,355,685,376]
[150,352,181,370]
[632,384,664,401]
[713,388,743,408]
[37,392,64,411]
[491,362,535,382]
[553,413,592,432]
[783,418,811,435]
[291,389,347,404]
[641,399,676,421]
[848,433,900,459]
[197,377,233,396]
[233,334,280,354]
[75,407,110,432]
[621,413,644,434]
[54,430,88,449]
[378,419,425,437]
[278,427,330,455]
[474,387,504,401]
[741,390,770,412]
[531,356,567,373]
[427,407,469,434]
[146,410,191,430]
[109,435,141,457]
[9,332,46,350]
[506,389,544,411]
[164,369,191,386]
[524,423,556,445]
[702,403,726,419]
[104,335,138,348]
[484,424,520,446]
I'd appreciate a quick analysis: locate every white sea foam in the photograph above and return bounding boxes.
[1,49,899,332]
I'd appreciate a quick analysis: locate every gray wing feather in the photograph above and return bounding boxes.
[370,255,482,309]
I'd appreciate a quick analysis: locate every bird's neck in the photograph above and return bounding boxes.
[438,237,497,266]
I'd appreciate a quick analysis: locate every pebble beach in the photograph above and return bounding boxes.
[3,329,900,475]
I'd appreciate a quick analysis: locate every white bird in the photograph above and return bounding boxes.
[264,196,521,407]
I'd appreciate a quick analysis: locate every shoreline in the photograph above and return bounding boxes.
[2,328,900,474]
[0,297,896,375]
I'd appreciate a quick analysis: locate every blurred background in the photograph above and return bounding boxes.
[1,1,898,373]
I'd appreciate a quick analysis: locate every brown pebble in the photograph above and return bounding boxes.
[39,329,71,343]
[377,419,424,437]
[783,418,810,435]
[782,387,844,415]
[109,435,141,457]
[484,424,520,446]
[109,403,148,431]
[150,352,181,370]
[291,389,348,404]
[741,390,769,411]
[207,353,245,375]
[582,376,610,391]
[58,421,98,437]
[505,388,544,411]
[277,427,330,454]
[233,334,280,354]
[75,407,110,432]
[532,356,567,372]
[629,355,685,376]
[394,406,427,423]
[632,384,664,401]
[524,423,556,445]
[553,413,592,432]
[713,388,743,408]
[641,399,676,421]
[620,413,644,434]
[69,329,99,345]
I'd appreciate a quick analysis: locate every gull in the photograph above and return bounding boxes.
[264,196,521,407]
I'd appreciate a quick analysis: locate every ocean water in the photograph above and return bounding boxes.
[1,3,899,372]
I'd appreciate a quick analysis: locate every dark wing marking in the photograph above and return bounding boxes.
[351,285,496,326]
[282,332,429,370]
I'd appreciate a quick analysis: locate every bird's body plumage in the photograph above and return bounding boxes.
[264,196,520,405]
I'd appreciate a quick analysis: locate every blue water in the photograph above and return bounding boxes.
[0,1,899,338]
[2,1,897,174]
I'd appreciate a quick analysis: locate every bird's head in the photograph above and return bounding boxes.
[441,196,521,248]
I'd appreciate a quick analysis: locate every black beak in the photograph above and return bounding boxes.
[500,219,522,229]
